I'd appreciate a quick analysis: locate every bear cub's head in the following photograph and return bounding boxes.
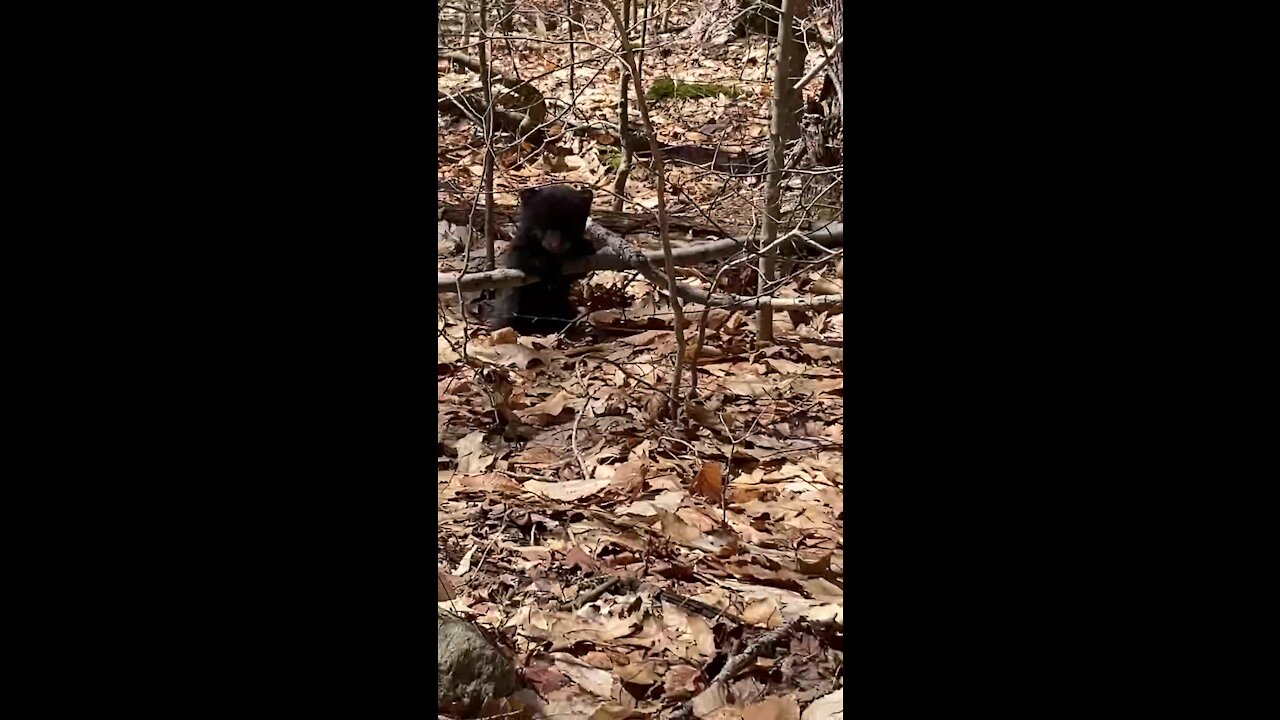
[518,185,594,255]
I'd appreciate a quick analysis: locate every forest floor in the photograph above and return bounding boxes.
[438,3,843,718]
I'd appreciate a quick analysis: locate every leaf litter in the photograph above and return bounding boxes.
[438,0,844,716]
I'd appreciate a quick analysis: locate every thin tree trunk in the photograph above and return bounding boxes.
[757,0,798,345]
[603,0,688,422]
[566,0,576,100]
[479,0,496,272]
[611,0,633,211]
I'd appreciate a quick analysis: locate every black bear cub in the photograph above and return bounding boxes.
[490,184,595,334]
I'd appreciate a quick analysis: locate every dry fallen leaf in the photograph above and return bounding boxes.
[690,681,730,718]
[615,659,659,685]
[741,597,785,628]
[455,430,494,474]
[472,342,549,369]
[693,461,724,503]
[664,664,703,700]
[523,477,611,501]
[742,696,800,720]
[554,654,616,699]
[523,390,577,417]
[800,689,842,720]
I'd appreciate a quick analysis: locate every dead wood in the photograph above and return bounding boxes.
[438,201,752,239]
[438,221,843,313]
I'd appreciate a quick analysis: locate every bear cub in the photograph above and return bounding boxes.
[490,184,596,334]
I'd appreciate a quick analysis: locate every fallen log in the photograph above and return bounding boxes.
[438,201,759,239]
[438,221,843,312]
[437,237,747,292]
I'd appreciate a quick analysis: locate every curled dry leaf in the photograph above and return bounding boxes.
[690,681,730,717]
[553,654,616,699]
[456,473,523,493]
[455,430,495,474]
[684,402,721,430]
[663,664,703,701]
[615,659,659,685]
[471,342,548,369]
[692,461,724,503]
[764,358,806,375]
[491,326,519,344]
[620,329,674,346]
[521,390,576,418]
[656,511,739,555]
[810,279,842,295]
[742,596,786,628]
[799,343,842,362]
[606,460,648,497]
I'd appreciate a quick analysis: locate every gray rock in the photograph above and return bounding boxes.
[437,610,520,717]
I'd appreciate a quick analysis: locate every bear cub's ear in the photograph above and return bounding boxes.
[573,187,593,214]
[519,187,541,205]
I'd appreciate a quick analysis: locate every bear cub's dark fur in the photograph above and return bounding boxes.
[490,185,595,334]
